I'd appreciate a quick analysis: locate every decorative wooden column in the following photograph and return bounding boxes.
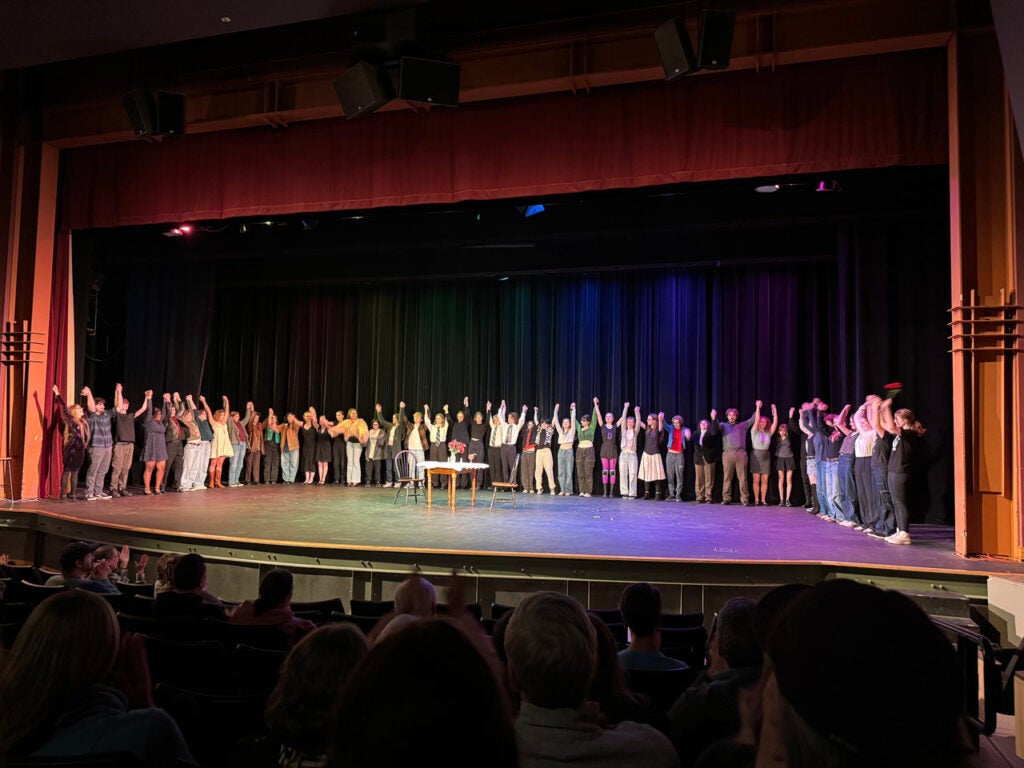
[948,30,1024,559]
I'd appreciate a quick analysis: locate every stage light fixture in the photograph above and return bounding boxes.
[524,204,545,217]
[498,276,510,281]
[754,184,780,193]
[178,224,193,234]
[816,181,841,193]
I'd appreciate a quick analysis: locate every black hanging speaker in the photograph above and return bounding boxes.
[398,57,460,107]
[333,61,394,119]
[154,92,185,136]
[697,10,735,70]
[122,90,185,137]
[122,90,156,137]
[654,18,698,81]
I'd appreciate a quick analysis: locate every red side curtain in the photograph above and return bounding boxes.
[40,230,70,499]
[61,49,947,230]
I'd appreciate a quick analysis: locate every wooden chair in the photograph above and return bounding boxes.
[392,450,423,505]
[489,453,520,510]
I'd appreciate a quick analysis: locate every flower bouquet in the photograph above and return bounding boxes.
[447,439,467,463]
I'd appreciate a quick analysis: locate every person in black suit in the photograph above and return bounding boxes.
[693,417,721,503]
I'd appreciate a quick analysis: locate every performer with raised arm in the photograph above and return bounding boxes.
[486,400,506,488]
[466,398,489,489]
[80,386,113,500]
[161,394,185,492]
[520,409,539,493]
[619,404,642,500]
[226,401,254,488]
[263,409,282,484]
[178,394,206,492]
[499,403,529,484]
[138,390,168,495]
[244,408,264,485]
[868,395,896,537]
[376,404,400,488]
[451,398,472,489]
[336,408,369,486]
[110,383,148,497]
[574,398,600,497]
[297,408,318,485]
[664,413,692,503]
[52,385,90,501]
[598,403,621,498]
[717,402,757,506]
[798,403,820,515]
[694,411,721,504]
[834,403,859,524]
[879,398,925,545]
[553,402,577,496]
[400,401,430,480]
[365,417,387,486]
[200,395,234,489]
[315,415,333,485]
[774,408,798,507]
[749,402,778,506]
[533,408,557,494]
[424,403,452,488]
[851,401,879,533]
[638,411,665,500]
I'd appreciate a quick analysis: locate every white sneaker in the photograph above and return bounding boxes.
[98,492,112,500]
[884,530,911,545]
[86,495,97,501]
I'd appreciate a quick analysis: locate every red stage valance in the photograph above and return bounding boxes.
[61,49,947,230]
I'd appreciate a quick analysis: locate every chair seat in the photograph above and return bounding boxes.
[491,482,517,489]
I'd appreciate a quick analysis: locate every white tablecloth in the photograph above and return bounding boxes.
[418,461,489,470]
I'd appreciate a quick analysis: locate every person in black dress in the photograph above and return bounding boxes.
[299,409,318,485]
[52,386,90,501]
[315,416,333,485]
[451,397,472,488]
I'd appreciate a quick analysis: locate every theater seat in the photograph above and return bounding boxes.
[2,753,143,767]
[155,683,267,768]
[349,599,394,617]
[625,667,697,713]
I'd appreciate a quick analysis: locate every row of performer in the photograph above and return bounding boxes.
[50,387,925,542]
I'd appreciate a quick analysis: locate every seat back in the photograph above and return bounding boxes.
[290,597,344,619]
[0,564,41,584]
[330,612,381,635]
[660,626,709,670]
[625,666,697,713]
[589,607,622,626]
[233,643,289,694]
[117,612,204,642]
[116,581,157,598]
[393,450,420,482]
[142,634,230,692]
[661,611,705,629]
[350,598,395,617]
[204,619,289,651]
[14,580,65,605]
[2,752,144,767]
[491,602,515,620]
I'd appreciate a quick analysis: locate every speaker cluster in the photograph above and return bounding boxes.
[655,11,735,81]
[332,57,461,120]
[122,90,186,138]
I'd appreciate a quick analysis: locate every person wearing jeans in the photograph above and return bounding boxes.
[618,406,642,499]
[270,409,301,483]
[226,403,253,487]
[82,386,113,500]
[664,414,692,502]
[553,403,576,496]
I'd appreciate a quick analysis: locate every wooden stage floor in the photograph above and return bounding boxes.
[14,484,1024,579]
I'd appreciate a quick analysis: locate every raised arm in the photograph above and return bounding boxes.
[241,402,254,427]
[569,403,577,436]
[162,393,172,422]
[114,383,123,411]
[399,401,408,425]
[197,395,214,422]
[657,411,664,433]
[591,397,600,428]
[135,391,152,419]
[835,404,853,436]
[752,401,762,433]
[879,398,898,435]
[498,400,507,423]
[52,386,71,421]
[617,401,630,428]
[769,403,778,435]
[798,406,814,438]
[81,386,97,413]
[552,403,561,433]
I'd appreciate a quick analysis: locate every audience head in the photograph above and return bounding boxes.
[753,583,810,649]
[329,618,516,768]
[619,582,662,639]
[58,541,95,577]
[0,591,119,754]
[394,575,437,618]
[92,544,118,567]
[156,552,180,585]
[254,568,294,616]
[265,623,368,759]
[505,591,596,709]
[762,579,969,768]
[709,597,761,673]
[172,553,207,592]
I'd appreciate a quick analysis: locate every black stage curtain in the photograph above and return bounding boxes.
[101,215,951,520]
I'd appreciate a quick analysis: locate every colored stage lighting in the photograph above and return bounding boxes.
[524,204,545,217]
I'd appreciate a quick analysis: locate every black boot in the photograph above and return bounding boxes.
[644,483,653,500]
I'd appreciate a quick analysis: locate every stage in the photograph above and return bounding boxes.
[6,485,1024,607]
